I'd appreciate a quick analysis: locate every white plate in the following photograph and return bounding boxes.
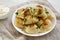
[12,1,56,36]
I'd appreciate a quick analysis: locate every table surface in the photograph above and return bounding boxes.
[0,0,60,40]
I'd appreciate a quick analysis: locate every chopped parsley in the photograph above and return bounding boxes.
[32,9,35,14]
[36,24,40,29]
[24,18,27,22]
[23,18,27,26]
[28,9,35,16]
[45,8,49,14]
[16,12,18,15]
[27,7,32,9]
[38,9,42,14]
[28,12,31,15]
[23,24,27,26]
[29,7,32,9]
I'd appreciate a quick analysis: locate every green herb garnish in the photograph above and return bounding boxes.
[23,18,27,26]
[29,7,32,9]
[23,24,27,26]
[45,8,49,14]
[24,18,27,22]
[28,8,35,16]
[27,7,32,9]
[38,9,42,14]
[36,24,40,29]
[28,12,31,15]
[32,9,35,14]
[16,12,18,15]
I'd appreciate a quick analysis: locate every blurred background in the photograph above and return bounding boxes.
[0,0,60,13]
